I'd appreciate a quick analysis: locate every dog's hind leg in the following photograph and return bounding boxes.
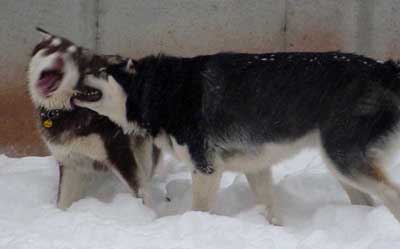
[339,180,375,206]
[246,168,281,225]
[320,105,400,221]
[322,146,400,222]
[335,161,400,222]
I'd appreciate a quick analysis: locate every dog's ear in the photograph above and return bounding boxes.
[104,55,125,65]
[81,47,92,56]
[125,59,137,74]
[81,48,94,61]
[35,27,52,40]
[103,55,137,74]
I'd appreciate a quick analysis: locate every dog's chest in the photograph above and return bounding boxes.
[38,108,109,162]
[46,133,108,162]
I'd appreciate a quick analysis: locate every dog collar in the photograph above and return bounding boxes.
[39,109,63,129]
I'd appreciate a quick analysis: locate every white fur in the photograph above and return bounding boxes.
[133,137,156,184]
[47,134,108,164]
[67,45,77,53]
[74,75,144,135]
[51,38,61,46]
[370,125,400,168]
[245,168,281,225]
[154,133,193,166]
[56,153,116,209]
[48,133,152,198]
[49,131,159,194]
[57,155,95,209]
[28,48,79,110]
[212,131,320,172]
[131,137,157,203]
[191,168,223,212]
[170,136,192,163]
[154,132,173,153]
[125,59,136,73]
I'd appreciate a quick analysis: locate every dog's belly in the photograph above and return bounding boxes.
[218,131,321,172]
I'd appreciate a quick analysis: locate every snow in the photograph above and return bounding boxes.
[1,151,400,249]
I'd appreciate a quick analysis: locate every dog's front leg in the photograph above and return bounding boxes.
[191,167,223,212]
[57,155,94,209]
[187,138,223,212]
[132,136,161,205]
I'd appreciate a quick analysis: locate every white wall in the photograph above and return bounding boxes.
[1,0,400,155]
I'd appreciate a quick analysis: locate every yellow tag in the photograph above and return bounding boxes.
[43,119,53,128]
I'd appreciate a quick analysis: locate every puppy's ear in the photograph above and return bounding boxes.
[35,27,52,40]
[125,59,137,74]
[81,47,93,56]
[104,55,125,64]
[80,48,94,62]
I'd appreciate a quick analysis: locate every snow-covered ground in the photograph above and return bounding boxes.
[1,150,400,249]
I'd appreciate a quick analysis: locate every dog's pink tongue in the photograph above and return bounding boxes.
[38,73,60,92]
[37,57,64,96]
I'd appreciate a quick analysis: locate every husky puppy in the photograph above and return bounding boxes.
[74,51,400,225]
[28,28,159,209]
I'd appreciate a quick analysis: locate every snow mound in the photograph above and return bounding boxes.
[0,151,400,249]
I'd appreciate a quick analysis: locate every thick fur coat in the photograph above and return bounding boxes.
[75,51,400,224]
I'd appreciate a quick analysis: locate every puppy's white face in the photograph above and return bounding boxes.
[28,37,80,110]
[75,74,133,134]
[73,60,144,135]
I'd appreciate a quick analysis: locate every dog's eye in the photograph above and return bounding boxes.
[97,68,108,79]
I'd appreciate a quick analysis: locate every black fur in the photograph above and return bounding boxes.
[105,51,400,177]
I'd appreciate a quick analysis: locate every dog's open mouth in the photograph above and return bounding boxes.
[37,58,65,97]
[73,86,102,102]
[37,69,64,96]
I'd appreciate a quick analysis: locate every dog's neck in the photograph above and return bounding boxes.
[118,54,207,139]
[38,107,71,130]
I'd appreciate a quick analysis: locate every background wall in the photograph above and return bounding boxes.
[1,0,400,156]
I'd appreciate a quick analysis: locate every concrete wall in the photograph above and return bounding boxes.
[0,0,97,156]
[1,0,400,156]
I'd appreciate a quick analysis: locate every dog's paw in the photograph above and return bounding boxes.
[255,204,283,226]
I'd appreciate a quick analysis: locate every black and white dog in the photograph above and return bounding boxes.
[28,29,160,209]
[74,50,400,224]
